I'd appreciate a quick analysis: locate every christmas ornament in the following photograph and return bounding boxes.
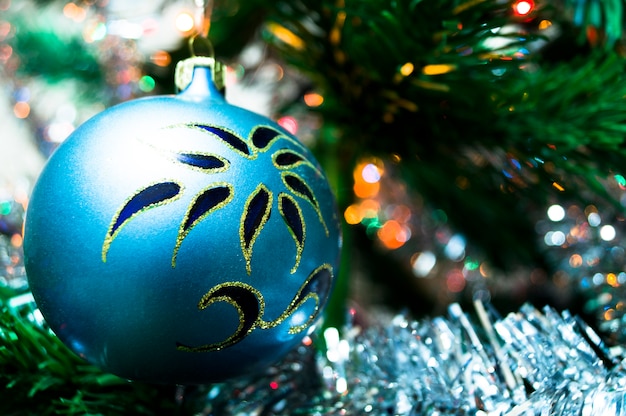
[23,45,341,384]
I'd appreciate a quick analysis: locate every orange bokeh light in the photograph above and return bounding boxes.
[10,233,22,247]
[377,220,407,249]
[151,51,172,67]
[63,3,86,22]
[353,180,379,198]
[352,160,384,198]
[344,204,362,225]
[13,101,30,118]
[303,92,324,107]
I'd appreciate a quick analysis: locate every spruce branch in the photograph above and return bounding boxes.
[263,0,626,270]
[0,292,179,415]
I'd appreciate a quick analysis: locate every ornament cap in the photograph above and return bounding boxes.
[175,56,226,96]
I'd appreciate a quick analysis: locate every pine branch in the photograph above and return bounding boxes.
[263,0,626,270]
[0,292,179,415]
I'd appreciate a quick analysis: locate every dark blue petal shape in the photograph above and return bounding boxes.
[259,264,334,334]
[172,184,233,267]
[103,182,181,262]
[251,126,282,150]
[175,153,228,171]
[188,124,251,156]
[283,173,318,209]
[284,264,334,333]
[274,150,305,168]
[240,185,273,275]
[279,193,305,273]
[242,187,271,250]
[112,182,180,234]
[279,194,304,246]
[297,264,333,311]
[183,186,232,231]
[282,172,329,236]
[176,282,262,352]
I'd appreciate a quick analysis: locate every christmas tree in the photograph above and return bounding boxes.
[3,0,626,414]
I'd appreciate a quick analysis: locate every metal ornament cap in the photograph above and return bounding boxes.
[24,60,341,384]
[175,56,225,93]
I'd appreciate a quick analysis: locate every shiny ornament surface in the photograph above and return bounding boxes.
[24,59,341,384]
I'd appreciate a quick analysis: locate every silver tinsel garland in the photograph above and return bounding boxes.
[176,301,626,415]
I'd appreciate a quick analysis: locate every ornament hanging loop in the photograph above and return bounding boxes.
[188,34,215,58]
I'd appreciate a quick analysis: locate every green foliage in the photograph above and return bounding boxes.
[8,9,102,84]
[263,0,626,270]
[0,289,180,415]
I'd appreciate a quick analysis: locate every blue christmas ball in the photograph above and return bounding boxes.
[24,58,341,384]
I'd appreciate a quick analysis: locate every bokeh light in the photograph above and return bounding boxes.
[512,0,535,16]
[588,212,601,227]
[411,251,436,277]
[277,116,298,135]
[399,62,414,76]
[151,50,172,67]
[547,204,565,222]
[446,269,466,293]
[600,225,616,241]
[63,2,87,22]
[422,64,456,76]
[175,12,195,33]
[266,22,305,50]
[303,92,324,107]
[444,234,466,261]
[13,101,29,118]
[138,75,156,92]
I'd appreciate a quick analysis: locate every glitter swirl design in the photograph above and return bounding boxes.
[101,123,329,275]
